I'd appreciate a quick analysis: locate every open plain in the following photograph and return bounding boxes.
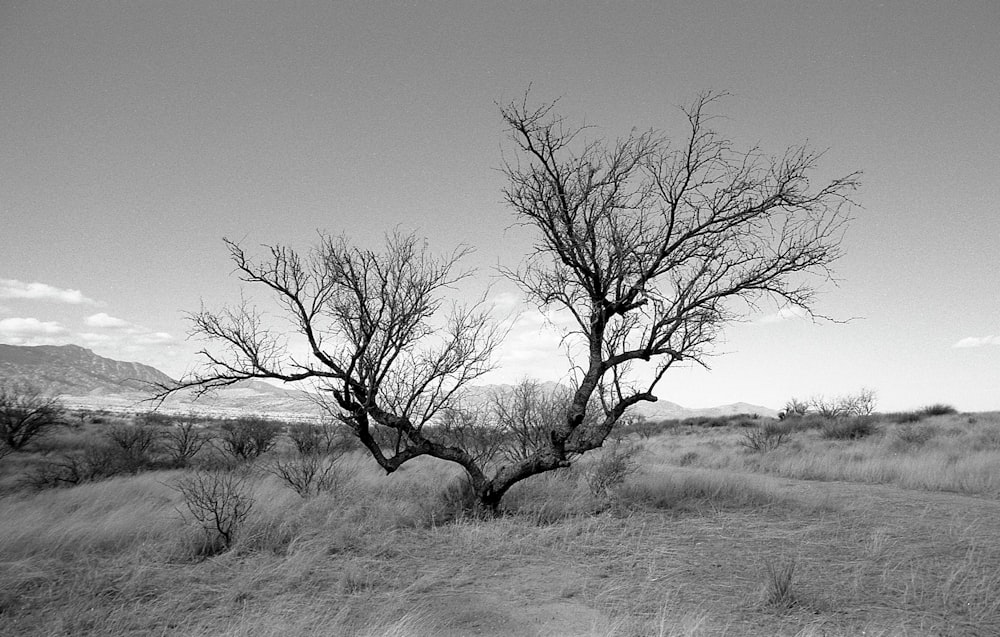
[2,410,999,636]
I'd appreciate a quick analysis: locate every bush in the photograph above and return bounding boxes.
[218,416,282,461]
[894,424,937,447]
[160,417,212,467]
[820,416,877,440]
[739,422,792,452]
[24,441,128,489]
[0,381,66,455]
[267,452,342,498]
[105,421,162,473]
[171,468,256,554]
[810,388,878,418]
[584,441,640,498]
[887,411,925,424]
[922,404,958,417]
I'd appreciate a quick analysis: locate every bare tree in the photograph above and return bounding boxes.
[159,417,213,467]
[156,93,857,511]
[154,231,506,506]
[0,381,66,456]
[485,91,858,505]
[489,379,575,463]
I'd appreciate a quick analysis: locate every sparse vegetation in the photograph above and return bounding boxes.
[1,408,1000,635]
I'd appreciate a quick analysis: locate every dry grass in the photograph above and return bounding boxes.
[650,412,1000,497]
[1,414,1000,635]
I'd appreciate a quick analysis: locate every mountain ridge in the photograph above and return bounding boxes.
[0,343,776,419]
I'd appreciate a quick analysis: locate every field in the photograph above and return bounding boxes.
[2,411,999,636]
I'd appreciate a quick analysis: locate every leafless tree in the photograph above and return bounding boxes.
[0,381,66,456]
[160,417,213,467]
[489,379,575,463]
[154,231,507,506]
[155,92,857,511]
[487,91,858,505]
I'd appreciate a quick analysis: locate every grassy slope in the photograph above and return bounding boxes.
[1,413,999,636]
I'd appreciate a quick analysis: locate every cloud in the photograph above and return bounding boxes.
[953,335,1000,348]
[0,317,68,336]
[0,279,96,304]
[84,312,132,329]
[132,331,174,344]
[755,306,809,324]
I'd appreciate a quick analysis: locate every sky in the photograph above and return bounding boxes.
[1,1,998,412]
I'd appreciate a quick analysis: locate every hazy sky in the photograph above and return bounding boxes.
[2,1,998,411]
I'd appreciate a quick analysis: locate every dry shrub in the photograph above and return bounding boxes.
[821,416,878,440]
[584,441,640,498]
[739,422,792,452]
[894,424,938,446]
[268,452,343,498]
[171,468,256,555]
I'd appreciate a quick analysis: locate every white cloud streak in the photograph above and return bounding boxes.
[0,317,68,336]
[84,312,132,329]
[0,279,96,304]
[953,335,1000,348]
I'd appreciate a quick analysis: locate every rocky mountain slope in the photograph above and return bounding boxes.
[0,344,173,395]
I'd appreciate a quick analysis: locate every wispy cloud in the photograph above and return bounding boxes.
[0,317,68,336]
[755,306,809,324]
[0,317,70,345]
[953,335,1000,348]
[84,312,132,329]
[132,331,174,344]
[0,279,97,304]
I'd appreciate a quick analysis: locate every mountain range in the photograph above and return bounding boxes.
[0,344,776,419]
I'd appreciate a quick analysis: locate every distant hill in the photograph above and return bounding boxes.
[0,344,776,419]
[462,382,777,420]
[0,343,174,395]
[0,344,317,419]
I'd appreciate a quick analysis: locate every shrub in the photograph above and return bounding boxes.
[821,416,877,440]
[267,451,342,498]
[161,418,212,467]
[0,381,66,455]
[171,468,256,554]
[922,404,958,417]
[218,416,282,461]
[584,441,640,498]
[780,397,810,419]
[677,451,699,466]
[810,388,878,419]
[24,441,128,488]
[739,422,792,452]
[105,421,162,473]
[895,424,937,446]
[887,411,925,424]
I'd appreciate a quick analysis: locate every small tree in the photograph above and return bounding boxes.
[0,381,65,455]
